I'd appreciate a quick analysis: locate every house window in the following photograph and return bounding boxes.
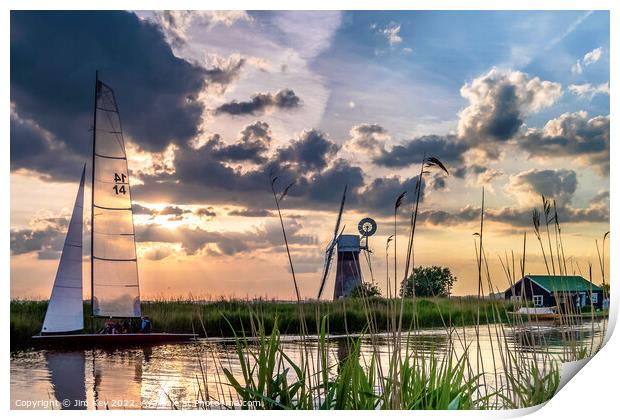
[533,295,544,307]
[591,293,598,304]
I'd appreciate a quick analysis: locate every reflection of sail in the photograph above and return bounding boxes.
[91,78,141,318]
[46,351,86,410]
[41,167,86,333]
[93,350,142,410]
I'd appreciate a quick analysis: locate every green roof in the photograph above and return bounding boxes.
[526,275,603,292]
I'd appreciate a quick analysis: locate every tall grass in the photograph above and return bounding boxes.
[188,173,607,410]
[9,297,511,350]
[12,165,608,410]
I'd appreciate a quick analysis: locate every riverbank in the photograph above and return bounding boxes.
[11,297,513,350]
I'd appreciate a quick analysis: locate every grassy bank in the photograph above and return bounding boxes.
[10,297,512,350]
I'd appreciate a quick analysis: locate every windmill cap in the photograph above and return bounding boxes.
[337,234,360,252]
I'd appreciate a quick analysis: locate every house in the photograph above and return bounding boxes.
[504,275,604,311]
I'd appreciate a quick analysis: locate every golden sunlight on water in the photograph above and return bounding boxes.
[10,320,607,410]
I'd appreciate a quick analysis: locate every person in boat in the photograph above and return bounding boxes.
[113,320,123,334]
[99,317,115,334]
[140,316,152,333]
[122,319,132,333]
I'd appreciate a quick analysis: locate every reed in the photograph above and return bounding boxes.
[182,177,607,410]
[9,297,512,350]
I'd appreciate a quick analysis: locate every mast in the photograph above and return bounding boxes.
[90,70,98,326]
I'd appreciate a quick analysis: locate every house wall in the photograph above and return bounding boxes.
[505,278,604,310]
[505,278,555,307]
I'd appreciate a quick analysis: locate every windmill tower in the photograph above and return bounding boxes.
[317,185,377,300]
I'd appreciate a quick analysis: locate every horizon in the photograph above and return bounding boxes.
[10,10,610,300]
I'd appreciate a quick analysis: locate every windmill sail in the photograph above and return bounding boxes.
[91,78,141,318]
[42,166,86,333]
[317,185,347,299]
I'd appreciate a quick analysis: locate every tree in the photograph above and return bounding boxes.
[349,282,382,298]
[400,266,456,298]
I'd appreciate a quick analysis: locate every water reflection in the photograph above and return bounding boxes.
[45,351,86,410]
[10,320,607,410]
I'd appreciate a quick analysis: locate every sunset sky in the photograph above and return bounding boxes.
[10,10,609,300]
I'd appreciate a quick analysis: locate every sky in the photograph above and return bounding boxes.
[10,10,610,300]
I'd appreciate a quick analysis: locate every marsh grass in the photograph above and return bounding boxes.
[188,171,607,410]
[10,161,608,410]
[9,297,510,350]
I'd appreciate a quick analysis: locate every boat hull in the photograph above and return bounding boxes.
[31,333,197,348]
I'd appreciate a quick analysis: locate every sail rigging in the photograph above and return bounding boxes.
[41,166,86,333]
[91,77,141,318]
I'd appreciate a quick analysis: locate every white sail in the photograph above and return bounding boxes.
[91,79,141,318]
[41,166,86,333]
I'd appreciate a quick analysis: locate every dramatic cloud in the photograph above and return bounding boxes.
[215,89,302,116]
[136,218,315,257]
[568,82,609,99]
[202,121,273,164]
[276,129,339,171]
[203,55,247,94]
[155,10,252,46]
[10,110,85,181]
[346,123,390,155]
[457,68,562,157]
[373,134,467,170]
[506,169,577,207]
[418,200,608,228]
[10,214,70,259]
[133,122,426,215]
[519,111,610,176]
[11,10,209,180]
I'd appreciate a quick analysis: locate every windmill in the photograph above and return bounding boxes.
[317,186,378,299]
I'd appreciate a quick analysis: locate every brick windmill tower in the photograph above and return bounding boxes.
[317,185,377,299]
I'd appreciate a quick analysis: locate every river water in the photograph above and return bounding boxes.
[10,320,608,410]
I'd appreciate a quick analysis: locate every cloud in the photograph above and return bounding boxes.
[202,55,246,94]
[11,10,209,180]
[132,203,216,220]
[228,208,273,217]
[133,122,428,216]
[590,190,609,205]
[155,11,252,46]
[10,109,85,181]
[572,47,604,74]
[568,82,609,99]
[215,89,302,116]
[506,169,577,207]
[346,123,390,156]
[418,199,608,228]
[276,129,339,171]
[209,121,273,164]
[359,174,424,213]
[135,218,315,257]
[195,207,217,219]
[10,213,70,259]
[372,134,467,170]
[378,23,403,46]
[142,245,175,261]
[457,68,562,157]
[519,111,609,176]
[583,47,603,65]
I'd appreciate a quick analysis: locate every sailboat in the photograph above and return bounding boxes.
[33,73,196,346]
